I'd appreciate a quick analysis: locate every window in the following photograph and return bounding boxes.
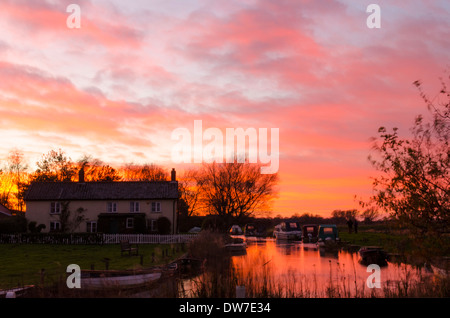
[126,218,134,229]
[86,221,97,233]
[151,202,161,213]
[50,221,61,232]
[107,202,117,213]
[130,202,140,213]
[50,202,61,214]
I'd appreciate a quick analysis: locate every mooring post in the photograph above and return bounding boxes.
[103,258,110,270]
[236,286,246,298]
[40,268,45,286]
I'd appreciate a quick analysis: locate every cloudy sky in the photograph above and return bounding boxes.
[0,0,449,216]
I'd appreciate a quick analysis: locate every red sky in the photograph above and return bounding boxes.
[0,0,449,217]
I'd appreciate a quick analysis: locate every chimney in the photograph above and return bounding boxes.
[78,167,85,183]
[171,168,176,182]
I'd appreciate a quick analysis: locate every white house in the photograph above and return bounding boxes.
[24,169,179,234]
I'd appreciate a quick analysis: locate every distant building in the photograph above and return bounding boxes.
[24,168,179,234]
[0,203,12,219]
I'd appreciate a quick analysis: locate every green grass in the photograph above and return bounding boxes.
[0,243,186,289]
[339,231,412,254]
[338,224,450,261]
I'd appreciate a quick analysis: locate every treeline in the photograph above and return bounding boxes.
[1,149,280,228]
[0,148,171,212]
[1,148,383,231]
[178,211,388,234]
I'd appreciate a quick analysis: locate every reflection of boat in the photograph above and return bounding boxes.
[80,269,162,290]
[302,242,318,250]
[302,224,319,243]
[229,224,243,235]
[273,221,302,240]
[317,224,340,247]
[226,237,247,255]
[244,223,266,237]
[358,246,388,266]
[225,243,247,255]
[245,236,267,244]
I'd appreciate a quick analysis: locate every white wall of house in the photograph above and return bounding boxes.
[26,199,177,233]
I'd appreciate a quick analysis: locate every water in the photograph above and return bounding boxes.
[181,236,427,298]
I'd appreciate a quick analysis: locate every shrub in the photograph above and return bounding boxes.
[0,216,27,233]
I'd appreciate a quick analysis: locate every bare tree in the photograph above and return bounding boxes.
[193,160,278,228]
[178,168,202,218]
[361,207,381,223]
[0,149,29,210]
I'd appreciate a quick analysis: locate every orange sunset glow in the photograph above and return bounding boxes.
[0,0,449,217]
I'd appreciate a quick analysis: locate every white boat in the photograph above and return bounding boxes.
[0,285,35,298]
[274,221,302,240]
[80,270,161,290]
[229,225,243,235]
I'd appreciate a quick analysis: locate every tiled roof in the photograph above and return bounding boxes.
[24,181,179,201]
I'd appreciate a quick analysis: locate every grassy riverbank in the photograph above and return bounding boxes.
[338,224,450,268]
[0,243,186,289]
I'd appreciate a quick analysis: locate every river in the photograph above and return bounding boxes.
[180,236,429,298]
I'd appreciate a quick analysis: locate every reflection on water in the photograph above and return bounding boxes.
[181,236,427,298]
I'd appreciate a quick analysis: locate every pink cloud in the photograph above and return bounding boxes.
[0,0,449,216]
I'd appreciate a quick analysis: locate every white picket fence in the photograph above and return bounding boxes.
[102,234,198,244]
[0,233,198,245]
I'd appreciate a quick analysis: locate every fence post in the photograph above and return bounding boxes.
[236,286,246,298]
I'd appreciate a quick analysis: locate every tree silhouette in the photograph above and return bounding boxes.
[367,77,449,238]
[193,160,278,229]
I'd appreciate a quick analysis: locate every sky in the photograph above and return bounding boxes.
[0,0,449,217]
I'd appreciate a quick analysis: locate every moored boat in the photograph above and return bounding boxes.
[317,224,340,247]
[358,246,388,266]
[229,224,243,235]
[302,224,319,243]
[244,223,266,237]
[80,269,162,290]
[0,285,35,298]
[274,221,302,240]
